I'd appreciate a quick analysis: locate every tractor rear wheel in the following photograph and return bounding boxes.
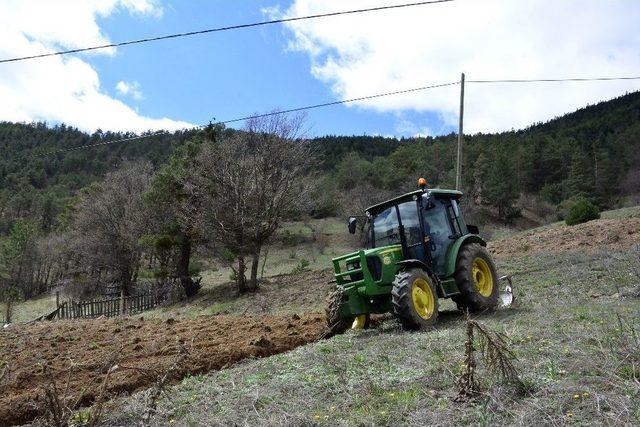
[392,268,439,330]
[325,289,369,335]
[453,243,500,312]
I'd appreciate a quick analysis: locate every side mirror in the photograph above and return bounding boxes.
[348,217,357,234]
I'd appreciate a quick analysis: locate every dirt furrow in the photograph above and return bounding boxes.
[0,313,326,426]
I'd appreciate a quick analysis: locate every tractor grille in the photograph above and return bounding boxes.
[366,256,382,281]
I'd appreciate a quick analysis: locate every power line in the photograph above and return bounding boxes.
[37,74,640,156]
[467,76,640,84]
[40,81,459,156]
[221,81,458,124]
[1,0,454,64]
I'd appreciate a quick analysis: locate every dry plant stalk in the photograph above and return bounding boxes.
[39,351,120,427]
[41,363,82,427]
[143,342,190,424]
[456,313,480,400]
[0,363,8,384]
[87,352,121,427]
[456,311,522,401]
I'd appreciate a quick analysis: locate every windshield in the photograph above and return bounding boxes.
[372,206,400,247]
[371,201,421,248]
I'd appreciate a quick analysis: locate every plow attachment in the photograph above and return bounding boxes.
[499,275,514,308]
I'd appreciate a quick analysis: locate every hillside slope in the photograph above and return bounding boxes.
[98,211,639,426]
[2,208,638,426]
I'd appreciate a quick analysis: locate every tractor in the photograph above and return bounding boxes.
[326,178,509,332]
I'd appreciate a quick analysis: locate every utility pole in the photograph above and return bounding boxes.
[455,72,465,190]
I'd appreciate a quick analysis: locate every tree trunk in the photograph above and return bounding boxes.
[5,301,12,324]
[260,245,269,279]
[237,256,247,293]
[249,247,261,292]
[176,233,191,278]
[177,233,200,297]
[120,259,132,296]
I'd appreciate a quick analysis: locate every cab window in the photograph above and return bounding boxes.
[397,201,421,246]
[372,206,400,247]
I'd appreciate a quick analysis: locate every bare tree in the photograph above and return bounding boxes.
[68,162,152,296]
[192,113,316,292]
[0,219,61,308]
[339,183,396,243]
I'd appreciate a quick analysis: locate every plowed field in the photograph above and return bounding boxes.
[0,313,326,426]
[489,217,640,258]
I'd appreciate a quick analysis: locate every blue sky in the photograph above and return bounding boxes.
[91,0,449,137]
[1,0,639,137]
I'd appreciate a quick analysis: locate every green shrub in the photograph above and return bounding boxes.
[188,259,204,276]
[291,258,310,274]
[565,198,600,226]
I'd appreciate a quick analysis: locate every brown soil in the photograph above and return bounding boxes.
[202,269,334,315]
[0,313,326,426]
[489,217,640,258]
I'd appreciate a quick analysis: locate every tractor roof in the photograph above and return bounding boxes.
[366,189,463,215]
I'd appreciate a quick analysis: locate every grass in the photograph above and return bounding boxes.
[102,245,640,426]
[601,205,640,220]
[196,217,356,288]
[4,292,57,323]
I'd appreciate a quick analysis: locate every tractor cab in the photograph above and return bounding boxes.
[363,188,467,276]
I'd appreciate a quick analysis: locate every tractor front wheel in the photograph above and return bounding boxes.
[453,243,500,312]
[325,289,369,335]
[392,268,439,330]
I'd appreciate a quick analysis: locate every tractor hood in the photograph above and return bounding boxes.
[334,244,402,266]
[332,245,404,290]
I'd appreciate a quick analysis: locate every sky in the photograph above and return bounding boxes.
[0,0,639,137]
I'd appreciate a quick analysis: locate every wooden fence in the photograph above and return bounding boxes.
[56,291,162,320]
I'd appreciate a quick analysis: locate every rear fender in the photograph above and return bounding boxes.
[443,234,486,278]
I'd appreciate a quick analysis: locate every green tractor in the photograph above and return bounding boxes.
[327,179,509,332]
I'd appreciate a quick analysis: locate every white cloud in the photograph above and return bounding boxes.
[116,80,144,100]
[281,0,640,133]
[394,117,432,137]
[0,0,193,133]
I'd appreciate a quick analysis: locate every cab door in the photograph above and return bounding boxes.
[396,200,429,264]
[422,197,455,275]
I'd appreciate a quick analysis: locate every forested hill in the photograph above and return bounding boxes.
[1,90,640,233]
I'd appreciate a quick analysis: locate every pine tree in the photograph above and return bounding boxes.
[592,141,617,204]
[485,148,519,219]
[566,148,594,198]
[472,152,490,205]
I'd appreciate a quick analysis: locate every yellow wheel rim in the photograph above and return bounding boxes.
[472,257,494,297]
[411,278,435,320]
[352,315,367,329]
